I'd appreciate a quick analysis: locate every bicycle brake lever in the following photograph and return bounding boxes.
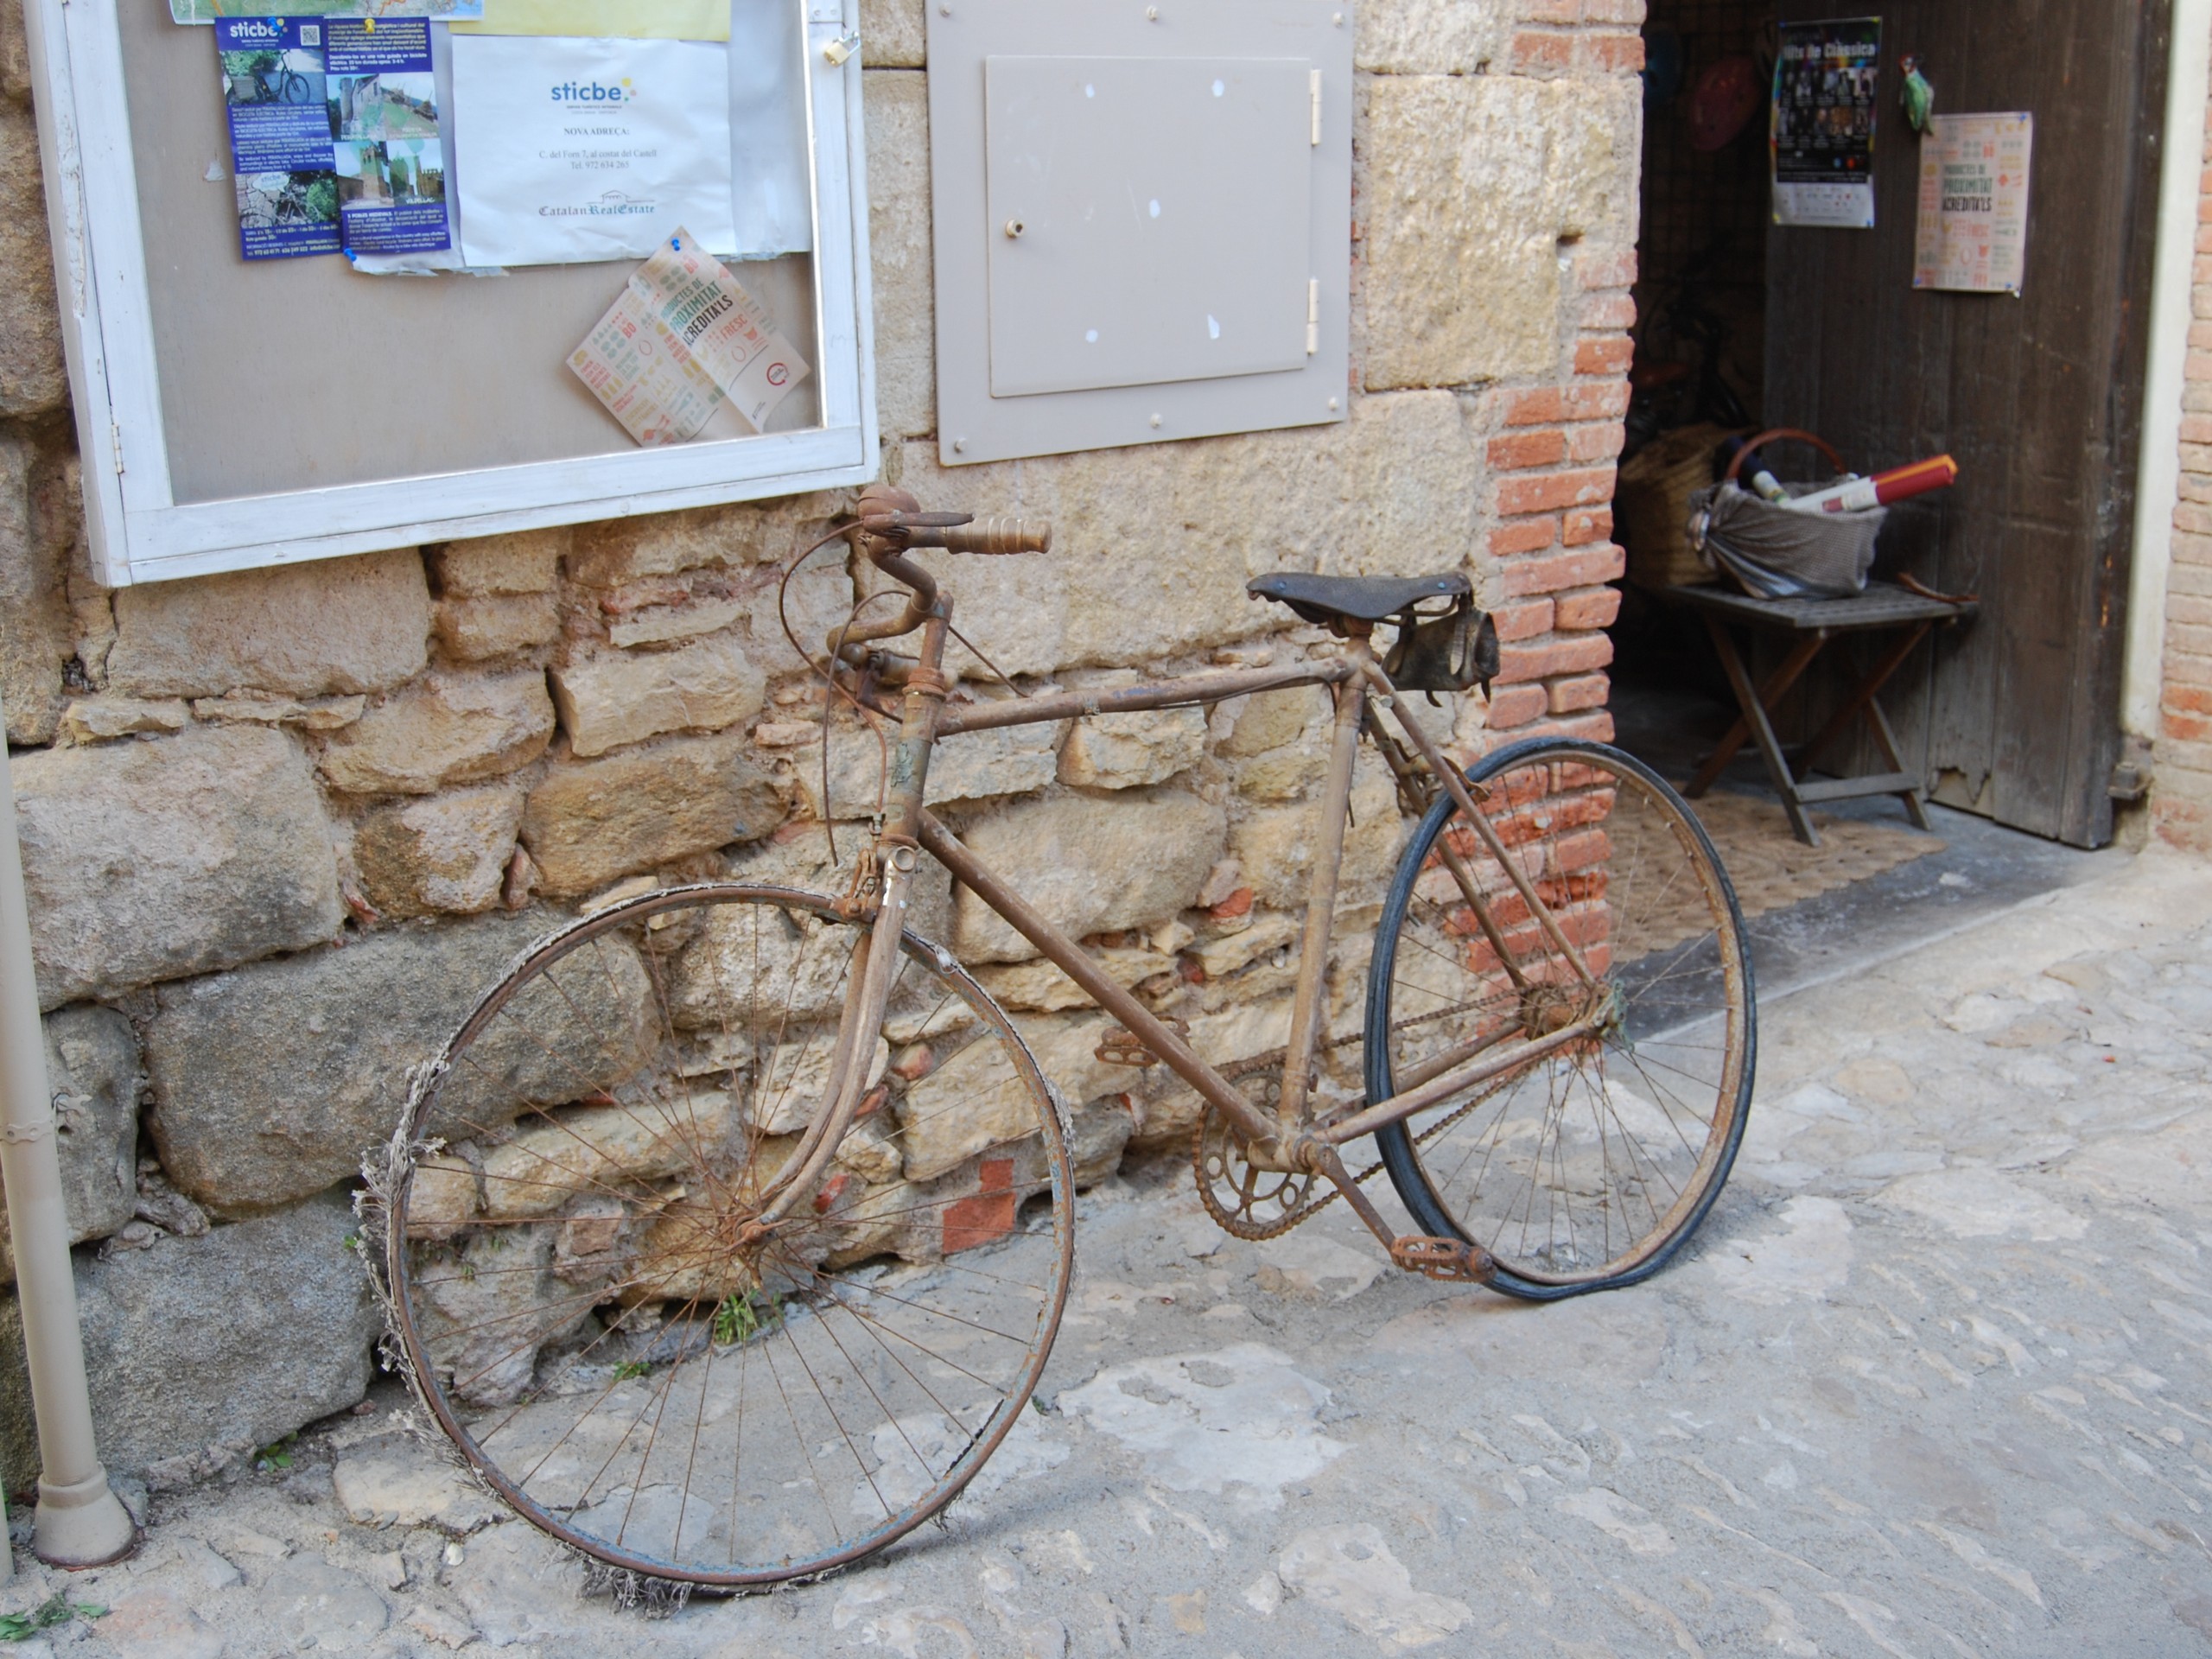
[856,511,976,532]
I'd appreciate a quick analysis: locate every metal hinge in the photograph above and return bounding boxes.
[1306,279,1319,355]
[1309,69,1322,144]
[110,422,124,474]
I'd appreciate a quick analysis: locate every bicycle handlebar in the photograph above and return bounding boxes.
[855,510,1052,556]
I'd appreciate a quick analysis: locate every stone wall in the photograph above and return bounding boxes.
[0,0,1643,1482]
[2158,41,2212,853]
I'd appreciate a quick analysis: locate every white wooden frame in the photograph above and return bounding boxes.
[22,0,878,588]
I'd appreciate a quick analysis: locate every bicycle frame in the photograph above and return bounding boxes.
[753,563,1608,1251]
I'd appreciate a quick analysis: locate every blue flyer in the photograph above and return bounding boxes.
[326,17,451,256]
[215,16,339,259]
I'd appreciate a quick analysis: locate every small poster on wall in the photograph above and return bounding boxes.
[1913,113,2034,295]
[1771,17,1882,229]
[447,34,738,267]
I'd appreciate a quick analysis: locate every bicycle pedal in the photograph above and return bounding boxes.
[1389,1235,1495,1283]
[1094,1017,1187,1068]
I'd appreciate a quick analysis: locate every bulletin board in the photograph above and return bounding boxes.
[23,0,874,587]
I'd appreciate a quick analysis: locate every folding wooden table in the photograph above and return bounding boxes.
[1670,581,1979,847]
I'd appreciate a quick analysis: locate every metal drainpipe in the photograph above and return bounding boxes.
[0,686,137,1569]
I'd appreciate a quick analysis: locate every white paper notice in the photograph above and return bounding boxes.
[1914,113,2034,296]
[449,35,735,266]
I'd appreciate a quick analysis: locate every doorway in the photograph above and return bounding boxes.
[1611,0,2172,851]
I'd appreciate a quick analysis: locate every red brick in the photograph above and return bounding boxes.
[1484,683,1550,729]
[1491,598,1555,641]
[1581,293,1637,331]
[1574,249,1638,292]
[1580,32,1644,73]
[1567,421,1627,463]
[1211,887,1255,920]
[1548,673,1610,714]
[1497,632,1615,684]
[2167,710,2212,744]
[1503,388,1567,426]
[1554,585,1622,630]
[1510,30,1573,74]
[2183,415,2212,446]
[1500,382,1633,427]
[1562,506,1615,545]
[1500,543,1625,596]
[1497,467,1616,516]
[2170,684,2212,716]
[1537,709,1618,744]
[943,1158,1019,1253]
[1573,337,1634,376]
[1489,429,1569,470]
[1489,516,1560,556]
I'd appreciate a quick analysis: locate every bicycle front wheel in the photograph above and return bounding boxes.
[380,884,1074,1587]
[1364,740,1754,1298]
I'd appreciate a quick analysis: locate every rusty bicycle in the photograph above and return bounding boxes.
[371,486,1756,1589]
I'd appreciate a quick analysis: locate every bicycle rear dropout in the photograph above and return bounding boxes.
[370,486,1753,1586]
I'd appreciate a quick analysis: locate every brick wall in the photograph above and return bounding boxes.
[0,0,1644,1481]
[2158,47,2212,851]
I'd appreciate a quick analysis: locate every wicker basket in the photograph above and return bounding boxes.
[1617,423,1744,589]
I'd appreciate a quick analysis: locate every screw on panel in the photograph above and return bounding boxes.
[953,437,968,453]
[1004,219,1025,238]
[1149,414,1162,428]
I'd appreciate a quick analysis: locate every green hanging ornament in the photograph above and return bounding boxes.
[1901,55,1935,134]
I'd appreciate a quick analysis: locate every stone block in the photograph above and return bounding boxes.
[723,820,955,943]
[435,593,561,661]
[565,493,842,589]
[738,552,858,678]
[0,1006,139,1285]
[0,105,65,416]
[867,70,934,440]
[0,1188,382,1486]
[550,633,766,758]
[882,390,1488,677]
[14,723,344,1009]
[1230,759,1402,909]
[0,434,69,747]
[520,728,785,896]
[607,592,742,648]
[56,696,188,742]
[319,670,555,795]
[353,785,525,918]
[107,549,431,700]
[1357,0,1510,73]
[1221,686,1320,756]
[143,912,655,1215]
[192,692,365,732]
[1127,996,1294,1152]
[1058,676,1207,789]
[976,944,1174,1012]
[896,1012,1122,1182]
[1361,74,1641,389]
[1,0,29,101]
[430,528,565,597]
[859,0,924,66]
[797,713,1063,818]
[952,787,1226,963]
[480,1090,738,1219]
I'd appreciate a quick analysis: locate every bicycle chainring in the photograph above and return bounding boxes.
[1192,1059,1332,1242]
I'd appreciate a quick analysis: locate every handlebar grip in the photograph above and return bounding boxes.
[935,517,1052,556]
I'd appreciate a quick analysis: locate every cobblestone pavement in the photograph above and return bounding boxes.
[10,844,2212,1657]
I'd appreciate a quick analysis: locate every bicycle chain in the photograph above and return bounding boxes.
[1190,1033,1513,1242]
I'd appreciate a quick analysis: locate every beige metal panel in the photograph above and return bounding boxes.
[929,0,1351,467]
[983,54,1312,397]
[117,0,819,506]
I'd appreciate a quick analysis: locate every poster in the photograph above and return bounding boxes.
[327,18,450,256]
[214,16,451,261]
[448,35,738,267]
[1771,18,1881,229]
[216,17,339,259]
[177,0,482,23]
[569,230,811,446]
[1914,113,2034,295]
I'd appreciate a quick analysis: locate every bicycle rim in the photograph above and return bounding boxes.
[378,883,1074,1587]
[1364,741,1755,1297]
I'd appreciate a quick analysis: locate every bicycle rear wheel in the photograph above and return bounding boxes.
[1363,740,1754,1298]
[378,884,1073,1587]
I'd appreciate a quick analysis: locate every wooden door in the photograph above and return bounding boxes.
[1765,0,2171,847]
